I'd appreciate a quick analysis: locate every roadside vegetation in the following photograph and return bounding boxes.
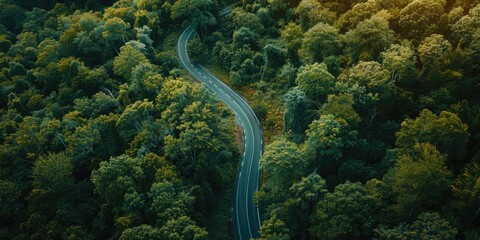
[1,0,480,239]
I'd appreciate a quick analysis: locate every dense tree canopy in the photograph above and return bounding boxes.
[219,0,480,239]
[2,0,480,239]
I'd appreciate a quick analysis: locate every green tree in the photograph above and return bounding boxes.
[339,61,393,103]
[36,38,60,67]
[263,44,286,80]
[116,100,154,142]
[149,181,194,225]
[465,30,480,75]
[91,155,145,212]
[257,215,290,240]
[450,162,480,224]
[309,182,381,239]
[103,17,130,52]
[260,139,305,200]
[164,120,214,176]
[381,44,417,83]
[451,5,480,45]
[120,225,162,240]
[417,34,452,77]
[395,109,470,161]
[32,152,73,193]
[319,94,362,127]
[335,0,381,32]
[232,9,264,34]
[299,23,341,63]
[289,173,328,213]
[281,23,303,62]
[304,115,357,172]
[233,27,256,49]
[113,45,149,80]
[345,14,395,63]
[375,212,457,239]
[0,1,25,33]
[23,7,48,34]
[295,0,336,29]
[390,143,452,217]
[159,216,208,240]
[171,0,215,35]
[295,62,335,102]
[0,180,22,220]
[284,173,328,238]
[398,0,446,40]
[283,88,308,134]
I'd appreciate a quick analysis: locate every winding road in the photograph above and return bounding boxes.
[177,25,263,239]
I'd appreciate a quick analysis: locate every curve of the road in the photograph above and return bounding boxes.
[177,25,263,239]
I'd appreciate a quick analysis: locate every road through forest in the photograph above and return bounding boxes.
[177,25,263,239]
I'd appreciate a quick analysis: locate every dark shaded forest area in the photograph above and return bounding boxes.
[202,0,479,239]
[0,0,240,239]
[1,0,480,239]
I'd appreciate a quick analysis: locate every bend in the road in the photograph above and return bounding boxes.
[177,25,263,240]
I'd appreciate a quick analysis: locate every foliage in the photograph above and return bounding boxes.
[2,0,480,238]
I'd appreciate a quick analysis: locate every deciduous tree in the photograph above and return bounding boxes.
[299,23,341,63]
[309,182,381,239]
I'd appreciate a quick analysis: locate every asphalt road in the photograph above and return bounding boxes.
[177,26,263,239]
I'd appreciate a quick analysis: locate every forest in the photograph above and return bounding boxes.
[0,0,479,239]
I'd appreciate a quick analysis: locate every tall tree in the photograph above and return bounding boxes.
[260,139,305,200]
[283,88,308,134]
[319,94,362,127]
[102,17,130,52]
[257,215,290,240]
[159,216,208,240]
[149,181,194,225]
[304,114,357,172]
[299,23,342,63]
[309,182,382,239]
[417,34,452,78]
[398,0,446,41]
[113,45,149,80]
[338,61,393,103]
[91,155,145,213]
[390,143,453,218]
[345,14,395,63]
[381,44,417,83]
[375,212,457,239]
[281,23,303,62]
[295,62,335,102]
[120,225,162,240]
[395,109,470,162]
[295,0,335,29]
[171,0,216,35]
[450,162,480,225]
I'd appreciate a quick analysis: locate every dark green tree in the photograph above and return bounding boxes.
[309,182,382,239]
